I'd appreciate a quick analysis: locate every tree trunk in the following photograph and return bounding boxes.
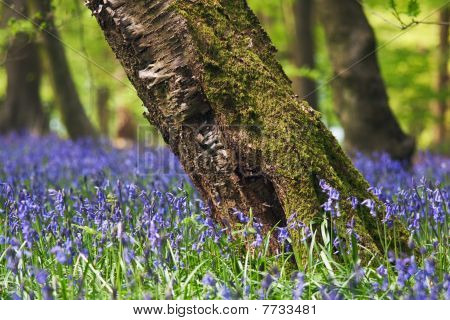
[0,0,47,134]
[97,86,110,136]
[86,0,408,261]
[292,0,318,109]
[32,0,97,140]
[435,5,449,146]
[316,0,415,161]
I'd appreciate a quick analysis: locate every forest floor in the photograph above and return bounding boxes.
[0,134,448,299]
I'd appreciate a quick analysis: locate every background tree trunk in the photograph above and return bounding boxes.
[292,0,318,109]
[96,86,110,136]
[0,0,47,134]
[435,5,449,147]
[86,0,408,261]
[316,0,415,161]
[32,0,96,140]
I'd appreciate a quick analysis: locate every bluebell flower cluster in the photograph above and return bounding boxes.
[0,134,448,300]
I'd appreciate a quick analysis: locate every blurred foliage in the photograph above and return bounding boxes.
[249,0,449,150]
[0,0,448,150]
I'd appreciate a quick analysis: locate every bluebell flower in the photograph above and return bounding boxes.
[348,196,359,210]
[361,199,376,217]
[232,209,249,223]
[219,285,232,300]
[11,292,22,300]
[251,233,263,247]
[277,227,289,243]
[319,286,342,300]
[261,273,274,290]
[292,272,305,300]
[41,285,54,300]
[353,264,365,284]
[377,265,388,277]
[35,270,49,285]
[424,258,435,277]
[123,248,135,264]
[202,273,216,287]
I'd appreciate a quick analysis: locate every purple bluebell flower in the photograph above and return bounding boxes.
[123,248,135,264]
[319,180,341,217]
[293,272,305,300]
[219,285,232,300]
[261,273,274,290]
[232,209,249,224]
[277,227,289,243]
[320,286,342,300]
[41,285,54,300]
[377,265,388,277]
[424,258,435,277]
[353,264,365,284]
[5,248,19,274]
[251,233,263,247]
[361,199,377,217]
[35,270,49,285]
[348,196,359,210]
[202,273,216,287]
[11,292,22,300]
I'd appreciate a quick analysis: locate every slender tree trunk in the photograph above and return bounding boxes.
[96,86,110,136]
[32,0,96,139]
[0,0,47,134]
[116,106,137,143]
[435,6,449,146]
[316,0,415,161]
[292,0,318,109]
[86,0,408,261]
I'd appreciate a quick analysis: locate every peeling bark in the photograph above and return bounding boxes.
[86,0,408,261]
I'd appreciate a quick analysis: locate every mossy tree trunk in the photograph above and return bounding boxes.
[86,0,407,261]
[32,0,97,140]
[316,0,415,161]
[0,0,47,134]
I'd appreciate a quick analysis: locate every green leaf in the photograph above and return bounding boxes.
[407,0,420,17]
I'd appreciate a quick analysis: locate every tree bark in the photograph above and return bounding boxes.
[316,0,415,161]
[32,0,97,140]
[435,6,449,146]
[86,0,408,261]
[292,0,318,109]
[0,0,47,134]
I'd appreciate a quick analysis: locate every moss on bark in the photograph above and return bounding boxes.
[175,0,408,260]
[87,0,410,264]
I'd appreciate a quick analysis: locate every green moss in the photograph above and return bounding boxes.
[172,0,409,262]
